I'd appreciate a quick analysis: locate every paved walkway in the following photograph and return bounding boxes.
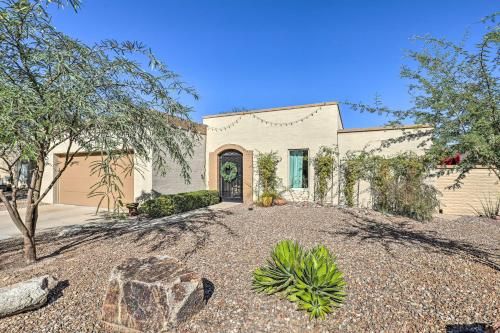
[0,204,105,240]
[0,202,242,240]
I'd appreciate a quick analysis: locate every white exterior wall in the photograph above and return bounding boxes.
[337,127,430,207]
[203,102,342,202]
[40,141,152,204]
[337,127,430,157]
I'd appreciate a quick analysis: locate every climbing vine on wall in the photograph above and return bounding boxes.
[342,152,439,221]
[342,153,365,207]
[313,146,337,204]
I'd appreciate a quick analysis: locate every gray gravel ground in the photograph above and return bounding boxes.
[0,205,498,332]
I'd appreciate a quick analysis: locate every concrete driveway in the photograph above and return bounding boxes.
[0,204,107,240]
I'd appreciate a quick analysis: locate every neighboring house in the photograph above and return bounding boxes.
[0,160,34,190]
[30,101,497,215]
[39,118,207,208]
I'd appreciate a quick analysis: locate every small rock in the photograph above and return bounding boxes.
[0,275,58,318]
[100,256,205,332]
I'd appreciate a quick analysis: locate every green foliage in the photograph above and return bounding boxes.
[88,155,133,214]
[0,0,198,208]
[139,190,220,218]
[342,152,439,221]
[252,240,303,295]
[346,14,500,184]
[313,146,337,205]
[139,196,175,218]
[256,151,281,199]
[220,161,238,182]
[253,240,346,320]
[472,194,500,219]
[0,0,200,261]
[342,153,365,207]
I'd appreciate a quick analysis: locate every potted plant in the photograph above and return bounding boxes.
[125,202,139,216]
[256,151,282,208]
[261,191,274,207]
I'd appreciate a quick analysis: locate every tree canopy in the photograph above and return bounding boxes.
[348,14,499,185]
[0,0,199,263]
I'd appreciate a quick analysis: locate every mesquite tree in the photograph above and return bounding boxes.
[0,0,198,263]
[347,14,499,185]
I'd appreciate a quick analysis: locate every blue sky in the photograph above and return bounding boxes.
[50,0,497,127]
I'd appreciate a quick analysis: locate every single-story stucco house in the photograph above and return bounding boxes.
[3,101,495,215]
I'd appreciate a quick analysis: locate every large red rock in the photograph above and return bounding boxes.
[100,256,205,332]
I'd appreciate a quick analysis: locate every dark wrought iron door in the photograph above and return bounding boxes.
[219,150,243,202]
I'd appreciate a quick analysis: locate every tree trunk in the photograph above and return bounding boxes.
[22,157,44,264]
[23,233,36,264]
[23,204,39,263]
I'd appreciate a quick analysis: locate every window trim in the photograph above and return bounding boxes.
[288,148,309,189]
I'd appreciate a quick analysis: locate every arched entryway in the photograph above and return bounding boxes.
[208,144,253,204]
[219,150,243,202]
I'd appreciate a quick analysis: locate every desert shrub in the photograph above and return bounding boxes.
[253,240,346,320]
[387,154,439,221]
[472,194,500,219]
[256,151,281,199]
[139,195,175,218]
[313,146,337,205]
[342,152,439,221]
[139,190,220,218]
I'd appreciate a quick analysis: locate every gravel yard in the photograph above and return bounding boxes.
[0,204,498,332]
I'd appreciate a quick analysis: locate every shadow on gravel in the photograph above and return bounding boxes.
[47,280,70,305]
[202,278,215,304]
[446,323,497,333]
[0,209,237,270]
[324,210,499,271]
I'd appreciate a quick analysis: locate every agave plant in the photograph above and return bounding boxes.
[288,245,346,319]
[253,241,347,320]
[252,240,303,294]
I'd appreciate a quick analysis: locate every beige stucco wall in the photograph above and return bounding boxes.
[337,126,431,207]
[203,102,342,202]
[435,167,500,215]
[337,126,430,157]
[152,134,206,195]
[40,141,152,205]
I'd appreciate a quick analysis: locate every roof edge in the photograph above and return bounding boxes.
[338,124,432,134]
[165,115,207,135]
[203,101,339,119]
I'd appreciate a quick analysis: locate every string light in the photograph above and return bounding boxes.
[207,107,323,132]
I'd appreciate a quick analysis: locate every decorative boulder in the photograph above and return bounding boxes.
[0,275,58,318]
[100,256,205,332]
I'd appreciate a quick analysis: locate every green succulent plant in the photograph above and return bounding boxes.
[252,241,346,320]
[252,240,303,295]
[288,245,346,319]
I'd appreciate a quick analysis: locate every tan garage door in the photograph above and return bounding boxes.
[56,153,134,208]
